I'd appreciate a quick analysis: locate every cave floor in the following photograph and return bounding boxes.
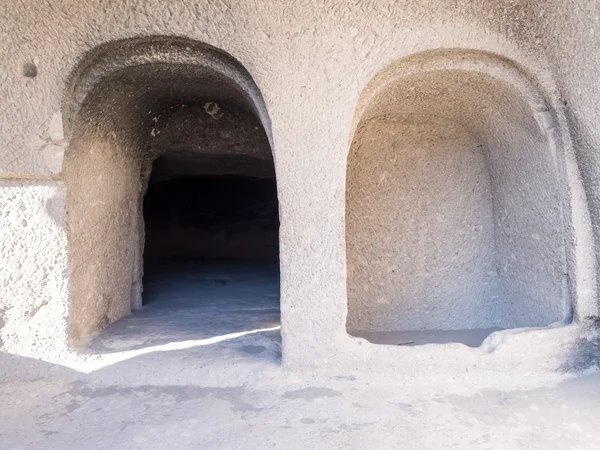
[1,357,599,449]
[90,261,282,356]
[1,262,600,449]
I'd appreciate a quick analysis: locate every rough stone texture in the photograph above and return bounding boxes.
[347,119,497,331]
[0,181,68,357]
[0,1,599,375]
[148,102,273,173]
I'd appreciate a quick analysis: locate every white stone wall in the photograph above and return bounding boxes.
[1,0,599,372]
[0,181,68,358]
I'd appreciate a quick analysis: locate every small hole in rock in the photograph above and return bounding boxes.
[22,62,37,78]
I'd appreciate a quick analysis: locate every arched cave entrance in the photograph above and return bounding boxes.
[63,38,280,354]
[346,51,572,347]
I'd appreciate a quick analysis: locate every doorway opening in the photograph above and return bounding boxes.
[64,38,280,360]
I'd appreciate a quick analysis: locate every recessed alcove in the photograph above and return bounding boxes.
[346,59,570,346]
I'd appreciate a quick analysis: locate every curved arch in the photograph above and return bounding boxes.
[63,35,273,150]
[350,49,555,145]
[345,49,597,339]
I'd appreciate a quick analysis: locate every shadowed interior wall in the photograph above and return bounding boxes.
[64,85,147,342]
[144,175,278,264]
[143,102,278,264]
[346,69,569,333]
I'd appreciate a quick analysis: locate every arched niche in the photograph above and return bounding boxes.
[345,49,593,344]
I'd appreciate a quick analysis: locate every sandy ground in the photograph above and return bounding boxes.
[1,263,599,449]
